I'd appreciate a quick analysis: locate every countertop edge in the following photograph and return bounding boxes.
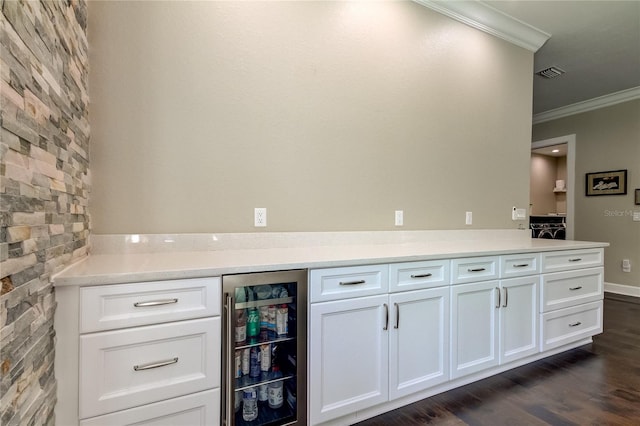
[52,236,609,287]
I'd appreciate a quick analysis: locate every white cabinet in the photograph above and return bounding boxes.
[389,287,449,400]
[309,264,450,424]
[450,280,499,378]
[540,249,604,352]
[451,275,539,379]
[499,276,539,364]
[309,294,389,425]
[55,277,221,426]
[451,256,499,284]
[79,389,220,426]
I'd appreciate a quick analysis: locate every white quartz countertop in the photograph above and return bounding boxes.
[52,230,609,287]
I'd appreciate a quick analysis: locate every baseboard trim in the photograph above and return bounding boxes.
[604,282,640,298]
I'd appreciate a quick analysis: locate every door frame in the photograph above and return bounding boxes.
[531,134,576,240]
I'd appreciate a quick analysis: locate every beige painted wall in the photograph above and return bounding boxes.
[88,1,533,234]
[533,100,640,288]
[530,153,558,215]
[530,154,567,215]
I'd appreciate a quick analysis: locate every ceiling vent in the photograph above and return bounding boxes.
[536,66,565,79]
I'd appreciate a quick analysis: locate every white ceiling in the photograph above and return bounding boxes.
[484,0,640,115]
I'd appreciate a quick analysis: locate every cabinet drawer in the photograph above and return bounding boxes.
[451,256,499,284]
[80,389,220,426]
[541,249,603,273]
[309,265,388,303]
[80,277,220,333]
[500,253,540,278]
[79,317,220,419]
[540,301,603,351]
[389,260,450,292]
[541,267,603,312]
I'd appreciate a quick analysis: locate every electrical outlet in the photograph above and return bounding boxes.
[395,210,403,226]
[254,208,267,227]
[512,206,526,221]
[622,259,631,272]
[465,211,472,225]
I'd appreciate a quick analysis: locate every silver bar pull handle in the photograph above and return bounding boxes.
[495,287,501,308]
[134,298,178,307]
[569,286,583,291]
[339,280,366,286]
[513,263,529,268]
[468,267,486,272]
[568,258,582,262]
[569,321,582,327]
[503,287,508,307]
[410,273,432,278]
[394,303,399,329]
[383,304,389,331]
[223,294,234,426]
[133,357,178,371]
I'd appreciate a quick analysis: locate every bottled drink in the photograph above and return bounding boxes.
[260,343,271,372]
[247,308,260,338]
[242,387,258,421]
[258,383,269,403]
[241,348,250,375]
[235,309,246,344]
[234,350,241,378]
[259,306,269,330]
[276,304,288,336]
[268,305,276,332]
[268,367,284,409]
[249,346,261,378]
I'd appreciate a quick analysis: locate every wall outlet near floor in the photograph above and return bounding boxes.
[622,259,631,273]
[254,208,267,227]
[465,211,472,225]
[395,210,403,226]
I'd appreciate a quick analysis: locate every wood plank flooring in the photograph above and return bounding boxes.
[356,295,640,426]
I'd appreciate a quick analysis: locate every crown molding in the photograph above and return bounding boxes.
[533,87,640,124]
[413,0,550,52]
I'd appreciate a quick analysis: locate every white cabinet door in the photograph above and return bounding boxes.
[389,287,449,400]
[309,295,389,424]
[499,276,539,364]
[450,281,499,379]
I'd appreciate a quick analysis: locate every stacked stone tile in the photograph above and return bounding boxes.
[1,1,90,425]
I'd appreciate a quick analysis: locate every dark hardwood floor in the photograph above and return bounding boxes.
[357,295,640,426]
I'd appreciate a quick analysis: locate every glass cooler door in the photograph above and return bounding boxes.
[222,270,307,426]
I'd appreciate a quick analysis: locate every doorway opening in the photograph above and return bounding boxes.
[531,134,576,240]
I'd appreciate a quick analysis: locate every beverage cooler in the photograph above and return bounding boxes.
[222,270,307,425]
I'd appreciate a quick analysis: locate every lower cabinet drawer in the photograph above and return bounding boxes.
[80,317,220,419]
[80,389,220,426]
[541,267,603,312]
[540,301,603,351]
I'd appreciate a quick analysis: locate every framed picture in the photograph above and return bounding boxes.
[636,189,640,205]
[585,169,627,196]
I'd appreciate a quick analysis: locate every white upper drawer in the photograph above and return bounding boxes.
[389,259,450,292]
[500,253,540,278]
[80,277,220,333]
[79,317,220,419]
[540,267,603,312]
[309,265,388,303]
[451,256,499,284]
[541,249,603,273]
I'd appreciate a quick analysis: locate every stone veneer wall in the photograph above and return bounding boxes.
[1,1,90,425]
